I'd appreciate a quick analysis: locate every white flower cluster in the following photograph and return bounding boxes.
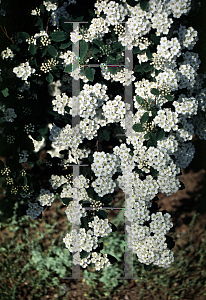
[156,37,181,61]
[52,93,69,115]
[91,152,119,197]
[26,30,49,46]
[1,47,15,60]
[127,211,174,267]
[63,215,112,269]
[175,116,194,142]
[102,95,131,123]
[65,201,87,225]
[173,94,198,117]
[152,108,179,132]
[36,188,55,206]
[72,251,111,271]
[13,61,36,81]
[59,50,78,67]
[100,65,136,86]
[43,1,57,11]
[49,1,74,27]
[177,24,198,50]
[2,108,17,122]
[81,17,110,43]
[31,7,41,16]
[49,174,67,189]
[19,150,29,163]
[26,202,44,219]
[60,175,90,200]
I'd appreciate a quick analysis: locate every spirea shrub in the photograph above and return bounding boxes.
[0,0,206,273]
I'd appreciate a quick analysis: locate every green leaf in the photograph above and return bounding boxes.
[150,167,159,178]
[39,4,45,14]
[41,47,47,58]
[164,94,174,101]
[50,31,69,42]
[107,254,118,264]
[60,17,72,33]
[81,216,89,230]
[146,48,153,59]
[65,106,70,113]
[151,88,160,96]
[84,67,94,82]
[150,132,157,146]
[48,45,57,57]
[101,129,110,141]
[87,187,94,198]
[144,64,154,72]
[62,197,73,205]
[23,176,28,185]
[37,125,48,136]
[81,166,87,177]
[80,250,90,259]
[96,210,107,220]
[156,129,165,141]
[34,17,43,30]
[126,0,137,7]
[19,32,30,41]
[144,263,152,271]
[64,63,73,73]
[134,64,144,74]
[133,47,141,54]
[150,33,161,45]
[144,132,150,139]
[133,123,144,132]
[136,95,145,105]
[88,156,93,163]
[147,140,154,148]
[46,72,54,83]
[92,39,105,49]
[140,112,149,124]
[113,42,124,51]
[59,41,72,49]
[107,55,118,65]
[151,107,158,117]
[1,88,9,97]
[80,39,88,62]
[140,0,148,11]
[102,196,113,205]
[108,66,119,74]
[29,44,37,55]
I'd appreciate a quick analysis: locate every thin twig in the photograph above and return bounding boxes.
[0,25,14,44]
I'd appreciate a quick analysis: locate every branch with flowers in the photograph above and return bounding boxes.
[0,0,206,275]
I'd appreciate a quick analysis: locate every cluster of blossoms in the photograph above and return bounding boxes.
[127,212,174,267]
[36,189,55,206]
[40,58,58,73]
[13,61,36,81]
[24,123,35,134]
[49,174,67,189]
[7,0,203,272]
[26,202,44,219]
[91,152,120,197]
[43,1,57,11]
[2,108,17,122]
[31,7,41,16]
[1,47,15,60]
[19,150,29,164]
[63,215,112,270]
